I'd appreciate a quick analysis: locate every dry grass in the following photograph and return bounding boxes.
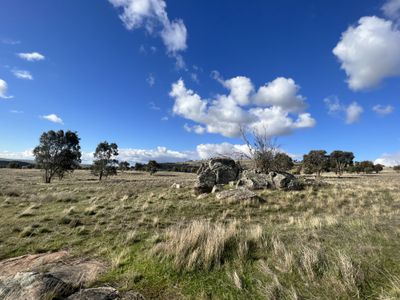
[0,168,399,299]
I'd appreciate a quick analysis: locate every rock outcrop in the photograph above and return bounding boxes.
[195,158,241,194]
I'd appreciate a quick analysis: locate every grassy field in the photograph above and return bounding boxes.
[0,168,399,299]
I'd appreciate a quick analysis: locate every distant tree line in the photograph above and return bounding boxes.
[24,129,397,183]
[302,150,384,177]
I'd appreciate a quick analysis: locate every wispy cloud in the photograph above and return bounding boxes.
[324,96,363,124]
[17,52,45,62]
[2,38,20,45]
[149,101,160,110]
[12,69,33,80]
[41,114,64,124]
[372,104,394,116]
[10,110,24,114]
[0,79,13,99]
[109,0,187,66]
[147,73,155,86]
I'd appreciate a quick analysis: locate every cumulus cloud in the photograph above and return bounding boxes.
[382,0,400,20]
[109,0,187,55]
[324,96,363,124]
[333,16,400,90]
[254,77,306,112]
[12,70,33,80]
[345,102,364,124]
[41,114,64,124]
[17,52,45,61]
[373,104,394,116]
[0,79,13,99]
[375,151,400,166]
[170,76,315,138]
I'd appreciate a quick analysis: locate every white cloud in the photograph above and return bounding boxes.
[196,143,250,159]
[0,79,13,99]
[324,96,363,124]
[146,73,155,86]
[109,146,195,164]
[12,70,33,80]
[170,76,315,138]
[109,0,187,54]
[375,151,400,166]
[17,52,45,61]
[161,116,169,121]
[345,102,363,124]
[41,114,64,124]
[333,16,400,90]
[382,0,400,20]
[0,149,33,160]
[10,110,24,114]
[183,123,206,134]
[223,76,254,106]
[373,104,394,116]
[254,77,306,112]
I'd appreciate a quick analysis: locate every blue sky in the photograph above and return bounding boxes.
[1,0,400,164]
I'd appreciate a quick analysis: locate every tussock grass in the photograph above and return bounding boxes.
[153,220,264,271]
[0,168,400,299]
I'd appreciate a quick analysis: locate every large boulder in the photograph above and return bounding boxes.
[195,158,241,194]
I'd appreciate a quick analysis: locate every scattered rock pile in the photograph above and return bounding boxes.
[195,158,303,194]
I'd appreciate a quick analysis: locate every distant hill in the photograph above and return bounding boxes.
[0,158,35,168]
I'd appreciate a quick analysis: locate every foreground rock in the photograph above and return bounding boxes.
[0,252,145,300]
[67,287,119,300]
[0,271,74,300]
[237,170,302,191]
[195,158,241,194]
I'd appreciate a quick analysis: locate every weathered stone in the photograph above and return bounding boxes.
[0,271,74,300]
[236,170,270,190]
[215,188,260,202]
[268,171,302,190]
[67,287,119,300]
[195,158,241,194]
[237,170,302,191]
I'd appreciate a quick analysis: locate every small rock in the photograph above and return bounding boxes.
[211,184,224,193]
[171,183,181,189]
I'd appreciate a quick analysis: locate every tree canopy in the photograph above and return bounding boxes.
[33,130,81,183]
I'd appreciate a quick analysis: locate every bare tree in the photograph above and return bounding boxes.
[240,126,280,173]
